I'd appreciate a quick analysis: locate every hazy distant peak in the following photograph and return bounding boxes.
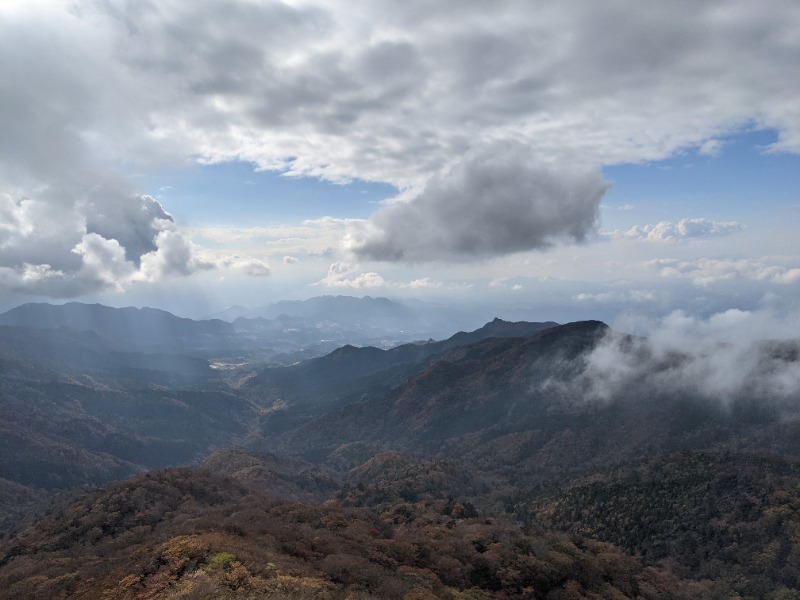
[0,301,230,348]
[207,294,412,322]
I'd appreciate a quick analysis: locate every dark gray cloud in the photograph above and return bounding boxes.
[347,144,610,261]
[6,0,792,183]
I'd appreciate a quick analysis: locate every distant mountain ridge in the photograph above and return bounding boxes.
[0,302,228,351]
[0,300,561,369]
[210,294,522,339]
[0,306,564,505]
[242,317,559,423]
[209,295,414,323]
[1,305,799,598]
[0,299,516,361]
[253,320,610,459]
[0,324,213,387]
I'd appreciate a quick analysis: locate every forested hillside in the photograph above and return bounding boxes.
[0,469,713,599]
[0,303,798,598]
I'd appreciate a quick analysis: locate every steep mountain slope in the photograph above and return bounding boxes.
[244,318,558,432]
[0,325,215,388]
[0,478,46,536]
[0,372,253,490]
[0,324,256,500]
[0,309,562,538]
[252,319,800,485]
[0,310,559,529]
[250,321,608,460]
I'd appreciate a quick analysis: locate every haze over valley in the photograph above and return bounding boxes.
[1,0,799,597]
[0,299,798,597]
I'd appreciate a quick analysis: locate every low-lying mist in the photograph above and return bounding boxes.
[545,309,800,412]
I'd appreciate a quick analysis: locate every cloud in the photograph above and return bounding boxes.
[0,186,213,298]
[137,230,214,281]
[0,0,214,299]
[2,0,799,298]
[231,259,270,277]
[647,258,800,287]
[574,289,656,303]
[346,143,610,261]
[84,193,174,264]
[772,268,800,284]
[613,218,743,241]
[488,277,524,292]
[318,262,386,289]
[575,309,800,406]
[283,256,299,265]
[408,278,443,289]
[0,264,69,297]
[5,0,798,187]
[698,139,725,156]
[209,253,270,277]
[489,278,510,289]
[315,265,469,291]
[73,233,137,291]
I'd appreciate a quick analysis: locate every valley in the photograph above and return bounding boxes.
[0,299,798,599]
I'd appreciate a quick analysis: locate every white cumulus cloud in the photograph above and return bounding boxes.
[318,262,386,289]
[647,258,800,287]
[614,218,743,242]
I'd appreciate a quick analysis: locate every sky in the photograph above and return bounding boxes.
[1,0,799,327]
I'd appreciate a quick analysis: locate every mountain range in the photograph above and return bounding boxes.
[0,297,455,365]
[0,300,798,598]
